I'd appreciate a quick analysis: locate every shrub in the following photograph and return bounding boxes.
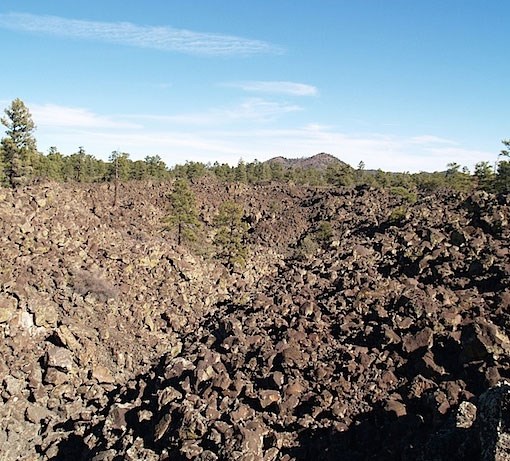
[388,206,408,226]
[390,186,417,204]
[72,270,117,302]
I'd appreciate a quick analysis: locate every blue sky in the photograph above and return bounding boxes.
[0,1,508,172]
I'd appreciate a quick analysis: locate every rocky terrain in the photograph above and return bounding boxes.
[1,180,509,460]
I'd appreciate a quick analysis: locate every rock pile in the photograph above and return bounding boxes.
[0,182,509,460]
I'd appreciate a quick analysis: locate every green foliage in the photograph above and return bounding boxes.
[501,139,510,159]
[373,169,391,187]
[41,146,65,181]
[214,200,249,271]
[390,186,417,204]
[445,162,472,192]
[412,171,446,192]
[325,163,354,187]
[163,179,201,245]
[388,206,408,226]
[474,161,495,192]
[0,98,505,195]
[173,161,209,181]
[1,98,38,187]
[108,151,131,181]
[314,221,334,245]
[295,235,319,259]
[235,159,248,183]
[494,140,510,193]
[294,221,333,259]
[495,160,510,193]
[210,162,234,182]
[144,155,168,179]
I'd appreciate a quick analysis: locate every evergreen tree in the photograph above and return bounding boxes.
[495,142,510,193]
[214,200,249,271]
[325,163,354,187]
[144,155,168,179]
[131,160,148,180]
[235,159,248,183]
[501,139,510,158]
[474,161,495,191]
[108,151,131,181]
[445,162,472,191]
[163,178,201,245]
[108,151,131,206]
[1,98,38,187]
[44,146,65,181]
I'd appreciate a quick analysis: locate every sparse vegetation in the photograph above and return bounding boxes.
[213,200,249,271]
[390,186,417,204]
[388,206,408,225]
[1,98,37,187]
[295,235,319,259]
[163,178,201,245]
[2,99,510,198]
[314,220,334,245]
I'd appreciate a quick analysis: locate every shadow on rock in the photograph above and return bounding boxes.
[283,405,480,461]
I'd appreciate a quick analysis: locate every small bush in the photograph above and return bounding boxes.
[72,270,118,302]
[388,206,408,226]
[314,221,334,244]
[295,236,319,259]
[390,186,417,204]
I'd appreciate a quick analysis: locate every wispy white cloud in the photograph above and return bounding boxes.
[408,135,457,145]
[24,101,493,172]
[0,12,282,56]
[122,98,302,125]
[31,103,140,129]
[222,98,302,120]
[225,80,318,96]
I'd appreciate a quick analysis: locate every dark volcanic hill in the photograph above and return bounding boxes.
[1,181,510,460]
[265,152,351,170]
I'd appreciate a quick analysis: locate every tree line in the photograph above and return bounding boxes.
[1,98,509,193]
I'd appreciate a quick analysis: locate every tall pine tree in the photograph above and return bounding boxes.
[164,178,201,245]
[1,99,38,187]
[214,200,249,271]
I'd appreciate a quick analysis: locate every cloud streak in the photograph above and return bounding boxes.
[122,98,302,126]
[0,12,282,56]
[225,81,318,96]
[31,103,140,129]
[22,102,493,172]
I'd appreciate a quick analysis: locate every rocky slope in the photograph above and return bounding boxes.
[0,181,509,460]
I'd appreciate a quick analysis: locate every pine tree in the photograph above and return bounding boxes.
[144,155,168,179]
[214,200,249,271]
[474,161,495,191]
[164,179,201,245]
[1,98,38,187]
[235,159,248,183]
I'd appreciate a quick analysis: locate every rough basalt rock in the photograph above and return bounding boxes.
[0,182,509,460]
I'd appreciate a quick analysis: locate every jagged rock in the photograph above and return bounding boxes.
[46,346,74,372]
[384,397,407,417]
[402,327,434,353]
[91,364,116,384]
[478,381,510,461]
[0,182,509,460]
[455,401,477,429]
[0,294,17,323]
[32,300,59,327]
[462,320,510,362]
[25,404,52,423]
[259,390,281,409]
